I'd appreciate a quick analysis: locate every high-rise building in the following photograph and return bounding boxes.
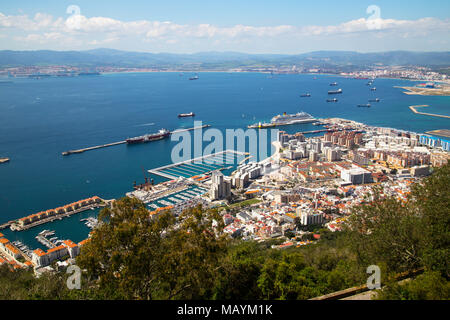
[210,170,231,200]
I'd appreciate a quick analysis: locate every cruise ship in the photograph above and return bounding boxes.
[126,129,170,144]
[248,112,315,128]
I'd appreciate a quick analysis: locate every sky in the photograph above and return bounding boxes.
[0,0,449,53]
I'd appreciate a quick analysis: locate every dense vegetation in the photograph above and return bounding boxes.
[0,164,448,300]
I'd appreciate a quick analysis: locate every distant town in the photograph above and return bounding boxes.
[0,64,448,83]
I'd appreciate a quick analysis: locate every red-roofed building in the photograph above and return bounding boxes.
[62,239,80,258]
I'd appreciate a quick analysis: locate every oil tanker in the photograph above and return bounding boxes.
[126,129,170,144]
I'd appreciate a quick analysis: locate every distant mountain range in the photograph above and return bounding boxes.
[0,49,449,70]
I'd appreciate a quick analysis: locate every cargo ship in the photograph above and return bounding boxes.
[328,89,342,94]
[178,112,195,118]
[300,93,311,97]
[248,111,315,128]
[370,87,376,91]
[357,104,371,108]
[330,82,338,86]
[126,129,170,144]
[368,98,380,102]
[326,98,338,102]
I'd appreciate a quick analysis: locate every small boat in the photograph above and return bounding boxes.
[189,75,199,80]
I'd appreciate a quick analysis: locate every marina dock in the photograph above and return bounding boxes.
[148,149,248,180]
[61,124,211,156]
[409,105,450,119]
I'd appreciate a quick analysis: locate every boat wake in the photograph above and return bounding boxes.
[135,123,155,127]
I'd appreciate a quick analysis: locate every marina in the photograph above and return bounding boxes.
[148,149,248,180]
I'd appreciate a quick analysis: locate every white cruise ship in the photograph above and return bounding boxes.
[248,111,315,128]
[271,111,315,124]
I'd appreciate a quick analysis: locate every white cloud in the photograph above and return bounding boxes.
[0,11,449,51]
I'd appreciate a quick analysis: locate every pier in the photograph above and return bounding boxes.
[61,124,211,156]
[0,222,12,230]
[10,204,104,231]
[409,105,450,119]
[36,235,56,249]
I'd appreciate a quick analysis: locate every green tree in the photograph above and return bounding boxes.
[375,271,450,300]
[76,197,229,299]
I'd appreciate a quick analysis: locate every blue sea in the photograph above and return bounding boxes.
[0,72,449,249]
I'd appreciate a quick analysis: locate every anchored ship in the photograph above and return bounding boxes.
[330,82,338,86]
[126,129,170,144]
[178,112,195,118]
[189,75,199,80]
[368,98,380,102]
[248,111,315,128]
[357,104,371,108]
[300,93,311,97]
[328,88,342,94]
